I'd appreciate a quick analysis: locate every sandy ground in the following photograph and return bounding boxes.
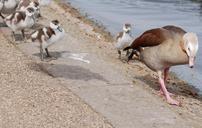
[0,25,113,128]
[0,1,202,128]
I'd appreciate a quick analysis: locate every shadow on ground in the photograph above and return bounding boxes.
[28,62,107,82]
[33,51,70,59]
[0,23,7,27]
[14,34,24,41]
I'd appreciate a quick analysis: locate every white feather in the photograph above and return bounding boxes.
[42,27,65,49]
[0,0,19,14]
[5,12,35,32]
[31,31,38,38]
[115,32,133,50]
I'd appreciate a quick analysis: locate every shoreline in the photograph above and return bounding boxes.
[0,0,201,127]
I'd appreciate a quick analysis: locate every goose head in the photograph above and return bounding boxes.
[25,7,35,17]
[123,23,132,33]
[182,32,199,68]
[50,20,63,32]
[30,1,40,13]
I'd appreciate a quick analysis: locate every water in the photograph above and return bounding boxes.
[65,0,202,93]
[41,0,52,5]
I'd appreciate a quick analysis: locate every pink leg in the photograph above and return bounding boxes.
[158,90,174,96]
[158,68,174,96]
[164,67,169,82]
[158,71,180,106]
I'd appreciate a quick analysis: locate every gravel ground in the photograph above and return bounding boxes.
[0,34,113,128]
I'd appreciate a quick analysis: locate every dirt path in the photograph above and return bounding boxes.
[0,1,201,128]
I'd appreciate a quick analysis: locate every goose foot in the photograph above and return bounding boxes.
[158,89,175,96]
[158,70,180,106]
[0,13,5,19]
[166,97,180,106]
[118,50,121,59]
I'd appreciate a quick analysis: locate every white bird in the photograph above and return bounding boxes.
[17,0,41,19]
[115,23,133,58]
[0,0,20,19]
[4,7,36,41]
[31,20,65,60]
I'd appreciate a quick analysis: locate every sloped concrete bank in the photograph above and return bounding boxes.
[0,1,201,128]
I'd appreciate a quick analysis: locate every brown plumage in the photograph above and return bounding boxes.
[6,7,35,23]
[5,11,26,23]
[125,25,199,105]
[125,25,186,60]
[18,0,31,9]
[140,31,187,71]
[18,0,39,9]
[163,25,186,35]
[116,32,123,40]
[128,28,169,50]
[31,27,55,42]
[31,20,65,61]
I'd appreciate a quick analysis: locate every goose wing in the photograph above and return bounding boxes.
[129,28,169,50]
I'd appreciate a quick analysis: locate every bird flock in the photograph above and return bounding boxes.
[0,0,65,60]
[0,0,199,106]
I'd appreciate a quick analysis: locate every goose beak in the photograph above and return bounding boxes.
[57,26,63,32]
[189,57,195,68]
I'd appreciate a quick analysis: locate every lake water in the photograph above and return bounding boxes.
[64,0,202,94]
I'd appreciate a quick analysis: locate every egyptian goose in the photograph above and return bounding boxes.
[115,23,133,58]
[17,0,40,19]
[31,20,65,60]
[125,25,199,105]
[4,7,36,41]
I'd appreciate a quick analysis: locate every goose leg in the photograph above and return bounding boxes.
[38,12,42,18]
[127,50,134,62]
[12,31,15,42]
[21,29,27,42]
[158,71,180,106]
[21,29,25,38]
[45,48,51,57]
[118,50,121,59]
[40,43,44,61]
[0,13,5,19]
[126,50,130,56]
[158,68,174,96]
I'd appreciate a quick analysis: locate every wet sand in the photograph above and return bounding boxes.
[0,1,201,127]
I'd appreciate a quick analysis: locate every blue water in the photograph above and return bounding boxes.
[66,0,202,94]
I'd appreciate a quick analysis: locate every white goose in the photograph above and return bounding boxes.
[31,20,65,60]
[115,23,133,58]
[5,7,36,40]
[0,0,19,19]
[17,0,40,19]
